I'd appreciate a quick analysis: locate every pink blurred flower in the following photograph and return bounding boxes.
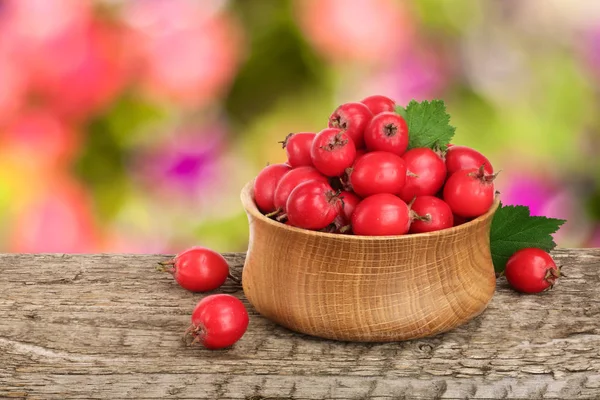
[10,178,100,253]
[582,26,600,79]
[295,0,414,65]
[132,123,226,202]
[1,109,80,169]
[359,45,451,106]
[1,0,91,45]
[501,175,557,216]
[121,0,225,33]
[0,43,26,125]
[122,0,243,107]
[500,174,595,247]
[35,21,130,120]
[0,109,80,173]
[541,189,594,248]
[1,0,129,120]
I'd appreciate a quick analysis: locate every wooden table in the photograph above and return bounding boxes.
[1,249,599,399]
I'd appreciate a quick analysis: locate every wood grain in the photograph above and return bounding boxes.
[242,182,499,341]
[1,250,599,399]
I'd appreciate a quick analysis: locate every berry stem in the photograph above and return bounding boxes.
[183,324,206,346]
[326,189,342,204]
[433,143,446,159]
[330,115,346,130]
[469,165,499,183]
[276,213,288,222]
[278,133,294,149]
[265,208,282,218]
[477,164,486,177]
[407,196,417,209]
[182,325,194,342]
[410,210,431,222]
[156,261,175,274]
[545,268,560,280]
[341,169,353,191]
[484,170,501,183]
[339,225,352,233]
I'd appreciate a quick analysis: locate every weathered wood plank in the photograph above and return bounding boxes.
[0,249,599,399]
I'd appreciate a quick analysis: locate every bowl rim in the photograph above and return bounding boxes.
[241,180,500,241]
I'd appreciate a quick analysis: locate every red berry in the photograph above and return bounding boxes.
[364,112,409,156]
[505,248,560,294]
[273,166,328,212]
[184,294,249,349]
[443,167,496,218]
[409,196,454,234]
[339,190,361,222]
[286,181,341,230]
[445,145,493,176]
[281,132,315,167]
[399,148,446,203]
[328,102,372,148]
[253,163,292,213]
[310,128,357,177]
[352,194,411,236]
[360,95,396,115]
[333,190,361,231]
[349,151,407,197]
[159,247,231,292]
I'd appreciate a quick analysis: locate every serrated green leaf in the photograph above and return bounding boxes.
[395,105,408,120]
[403,99,456,149]
[490,203,566,273]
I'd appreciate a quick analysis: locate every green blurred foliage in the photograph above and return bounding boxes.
[411,0,483,35]
[74,94,168,221]
[194,211,250,253]
[226,0,329,126]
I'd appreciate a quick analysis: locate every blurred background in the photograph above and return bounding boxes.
[0,0,598,254]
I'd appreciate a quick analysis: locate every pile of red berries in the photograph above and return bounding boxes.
[154,97,561,353]
[253,95,497,236]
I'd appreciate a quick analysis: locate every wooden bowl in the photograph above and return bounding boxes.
[240,181,499,342]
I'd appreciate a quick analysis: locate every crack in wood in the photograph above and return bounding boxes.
[213,374,232,398]
[0,338,98,363]
[286,339,299,359]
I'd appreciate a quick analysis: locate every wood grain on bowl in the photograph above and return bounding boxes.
[241,181,499,342]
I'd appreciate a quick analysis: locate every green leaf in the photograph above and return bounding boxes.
[394,105,408,120]
[402,99,456,149]
[490,203,566,273]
